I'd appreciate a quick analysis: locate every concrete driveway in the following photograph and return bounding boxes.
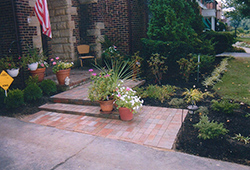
[1,116,249,170]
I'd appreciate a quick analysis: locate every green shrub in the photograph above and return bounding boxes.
[168,98,185,108]
[147,53,168,85]
[177,57,199,82]
[211,99,240,114]
[4,89,24,109]
[193,54,215,72]
[194,115,229,140]
[145,84,177,103]
[194,106,209,116]
[0,88,5,108]
[202,31,235,54]
[25,76,39,86]
[40,79,57,96]
[24,83,43,102]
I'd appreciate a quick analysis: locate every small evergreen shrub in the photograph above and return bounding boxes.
[168,98,185,108]
[4,89,24,109]
[211,99,240,114]
[0,88,5,108]
[135,85,177,103]
[25,76,39,86]
[193,54,215,72]
[24,83,43,102]
[194,115,229,140]
[194,106,209,116]
[40,79,57,96]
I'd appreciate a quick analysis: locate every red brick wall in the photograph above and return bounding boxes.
[0,1,18,56]
[79,0,148,55]
[15,0,37,52]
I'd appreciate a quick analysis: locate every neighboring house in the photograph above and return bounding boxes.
[0,0,148,63]
[197,0,222,31]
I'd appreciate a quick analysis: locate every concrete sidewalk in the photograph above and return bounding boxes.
[1,116,249,170]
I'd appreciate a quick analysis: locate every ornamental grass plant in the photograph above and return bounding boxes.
[88,60,133,102]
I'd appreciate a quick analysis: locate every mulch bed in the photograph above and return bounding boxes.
[142,77,250,166]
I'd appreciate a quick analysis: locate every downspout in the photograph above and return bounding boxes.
[11,0,21,56]
[126,0,132,54]
[11,0,24,88]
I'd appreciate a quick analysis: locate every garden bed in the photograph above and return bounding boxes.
[142,84,250,166]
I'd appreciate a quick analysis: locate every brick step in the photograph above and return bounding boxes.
[50,97,99,106]
[39,103,120,120]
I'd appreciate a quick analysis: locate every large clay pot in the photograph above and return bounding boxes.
[99,100,114,112]
[30,67,46,82]
[28,62,38,71]
[6,68,19,77]
[56,68,71,85]
[118,107,133,121]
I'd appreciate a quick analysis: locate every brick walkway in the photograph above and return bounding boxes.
[21,106,187,150]
[20,69,188,150]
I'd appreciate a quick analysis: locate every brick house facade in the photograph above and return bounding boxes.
[0,0,148,64]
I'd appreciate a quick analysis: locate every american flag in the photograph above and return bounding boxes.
[34,0,52,38]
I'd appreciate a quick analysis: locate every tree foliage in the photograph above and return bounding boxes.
[147,0,201,43]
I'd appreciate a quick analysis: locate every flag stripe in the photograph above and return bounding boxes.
[34,0,52,38]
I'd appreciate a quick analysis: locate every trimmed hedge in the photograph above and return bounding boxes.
[202,31,235,54]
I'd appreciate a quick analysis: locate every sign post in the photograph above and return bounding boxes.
[0,70,14,96]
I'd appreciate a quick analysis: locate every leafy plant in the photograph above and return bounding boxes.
[202,58,229,87]
[168,98,185,108]
[194,106,209,116]
[25,76,39,86]
[211,99,240,114]
[0,55,22,70]
[194,115,229,140]
[4,89,24,109]
[182,88,213,105]
[147,53,168,85]
[139,84,177,103]
[40,79,57,96]
[23,83,43,102]
[177,56,199,82]
[232,133,250,144]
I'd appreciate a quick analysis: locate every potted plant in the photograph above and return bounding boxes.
[115,86,143,120]
[51,57,74,85]
[0,55,22,77]
[88,60,133,112]
[88,69,119,112]
[22,46,41,71]
[30,55,49,82]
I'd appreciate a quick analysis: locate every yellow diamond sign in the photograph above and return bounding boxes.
[0,70,14,90]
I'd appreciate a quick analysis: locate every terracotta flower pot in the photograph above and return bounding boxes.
[6,68,19,77]
[56,68,71,85]
[99,100,114,112]
[118,107,133,121]
[30,67,46,82]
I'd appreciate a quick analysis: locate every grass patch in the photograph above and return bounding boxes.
[237,37,250,44]
[213,57,250,105]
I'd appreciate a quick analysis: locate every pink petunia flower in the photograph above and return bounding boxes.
[106,74,110,77]
[99,75,102,77]
[18,56,21,60]
[41,63,44,67]
[53,61,56,65]
[89,69,93,72]
[56,57,59,60]
[126,87,130,91]
[51,58,54,61]
[118,94,121,97]
[92,73,97,76]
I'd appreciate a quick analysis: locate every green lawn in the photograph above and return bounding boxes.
[237,37,250,44]
[213,57,250,105]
